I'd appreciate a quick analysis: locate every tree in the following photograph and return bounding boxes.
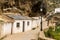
[29,1,47,17]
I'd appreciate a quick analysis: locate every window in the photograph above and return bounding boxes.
[27,22,29,26]
[16,23,20,28]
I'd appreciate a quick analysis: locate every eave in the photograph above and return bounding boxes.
[0,14,14,22]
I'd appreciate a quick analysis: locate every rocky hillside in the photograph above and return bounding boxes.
[0,0,46,16]
[0,0,60,16]
[47,0,60,12]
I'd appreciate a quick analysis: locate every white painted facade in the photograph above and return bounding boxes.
[1,23,12,36]
[55,8,60,13]
[1,19,39,36]
[12,19,40,33]
[0,15,49,37]
[13,20,33,33]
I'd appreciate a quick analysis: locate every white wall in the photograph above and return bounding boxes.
[1,19,39,35]
[13,20,33,33]
[24,20,32,31]
[32,20,40,28]
[1,19,49,36]
[0,19,49,36]
[1,23,12,36]
[13,20,23,33]
[1,19,48,35]
[55,8,60,13]
[13,19,40,33]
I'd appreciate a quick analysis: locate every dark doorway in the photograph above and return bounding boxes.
[23,21,25,32]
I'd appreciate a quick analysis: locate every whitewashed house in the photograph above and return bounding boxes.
[55,8,60,13]
[0,14,50,37]
[7,14,39,33]
[0,14,14,37]
[0,14,40,37]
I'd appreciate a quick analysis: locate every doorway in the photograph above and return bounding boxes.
[23,21,25,32]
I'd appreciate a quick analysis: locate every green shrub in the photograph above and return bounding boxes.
[55,26,60,32]
[44,27,54,37]
[44,26,60,40]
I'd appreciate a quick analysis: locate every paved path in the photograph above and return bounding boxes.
[2,28,40,40]
[1,27,55,40]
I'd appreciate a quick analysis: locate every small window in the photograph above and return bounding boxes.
[27,22,29,26]
[16,23,20,28]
